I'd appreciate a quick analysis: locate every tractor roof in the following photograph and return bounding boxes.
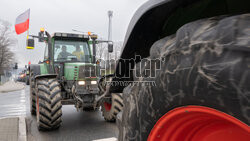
[52,32,90,40]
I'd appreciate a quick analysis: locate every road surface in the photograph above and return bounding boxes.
[0,85,118,141]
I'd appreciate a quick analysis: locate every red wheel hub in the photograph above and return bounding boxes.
[148,106,250,141]
[104,102,111,111]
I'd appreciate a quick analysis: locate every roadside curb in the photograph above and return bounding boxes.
[0,81,25,93]
[18,117,27,141]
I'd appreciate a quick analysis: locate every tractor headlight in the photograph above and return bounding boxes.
[91,81,97,85]
[78,81,85,85]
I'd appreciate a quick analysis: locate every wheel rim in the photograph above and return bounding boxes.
[148,106,250,141]
[104,102,112,111]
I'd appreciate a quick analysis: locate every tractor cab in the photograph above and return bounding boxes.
[48,32,99,81]
[53,33,92,63]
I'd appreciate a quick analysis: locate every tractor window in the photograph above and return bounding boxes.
[54,40,92,63]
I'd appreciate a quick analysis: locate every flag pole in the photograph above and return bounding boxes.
[27,30,29,40]
[27,8,30,40]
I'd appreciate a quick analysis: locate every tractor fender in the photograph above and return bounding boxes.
[120,0,250,61]
[35,74,57,81]
[121,0,167,56]
[29,64,41,76]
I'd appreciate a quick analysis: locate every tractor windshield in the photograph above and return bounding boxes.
[54,40,92,63]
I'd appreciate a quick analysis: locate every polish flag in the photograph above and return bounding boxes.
[15,9,30,35]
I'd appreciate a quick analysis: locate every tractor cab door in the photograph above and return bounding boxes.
[43,43,50,73]
[43,40,55,74]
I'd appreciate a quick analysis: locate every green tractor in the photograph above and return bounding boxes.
[27,29,122,131]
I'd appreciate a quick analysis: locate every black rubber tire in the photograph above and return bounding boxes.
[36,78,62,131]
[101,93,123,122]
[118,14,250,141]
[29,73,36,115]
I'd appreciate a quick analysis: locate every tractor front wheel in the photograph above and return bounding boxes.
[101,93,123,122]
[36,78,62,131]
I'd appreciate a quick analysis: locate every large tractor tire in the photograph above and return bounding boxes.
[101,93,123,122]
[118,14,250,141]
[29,72,36,115]
[36,78,62,131]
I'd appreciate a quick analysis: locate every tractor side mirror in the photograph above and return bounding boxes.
[108,43,113,53]
[38,31,45,42]
[26,38,35,49]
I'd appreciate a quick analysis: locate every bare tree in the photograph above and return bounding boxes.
[96,42,107,60]
[0,20,16,75]
[96,41,123,60]
[95,41,123,71]
[113,41,123,60]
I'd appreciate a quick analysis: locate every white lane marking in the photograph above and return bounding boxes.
[0,104,25,107]
[93,137,117,141]
[20,89,26,115]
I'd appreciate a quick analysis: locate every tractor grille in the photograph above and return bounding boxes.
[78,65,96,78]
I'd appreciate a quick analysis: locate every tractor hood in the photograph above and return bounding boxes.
[64,63,99,81]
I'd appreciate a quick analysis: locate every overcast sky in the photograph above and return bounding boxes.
[0,0,147,67]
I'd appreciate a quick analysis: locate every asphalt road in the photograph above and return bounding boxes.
[0,85,118,141]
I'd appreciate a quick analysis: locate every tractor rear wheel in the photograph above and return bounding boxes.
[101,93,123,122]
[118,14,250,141]
[36,78,62,131]
[29,72,36,115]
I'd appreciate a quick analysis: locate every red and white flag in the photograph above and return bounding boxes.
[15,9,30,35]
